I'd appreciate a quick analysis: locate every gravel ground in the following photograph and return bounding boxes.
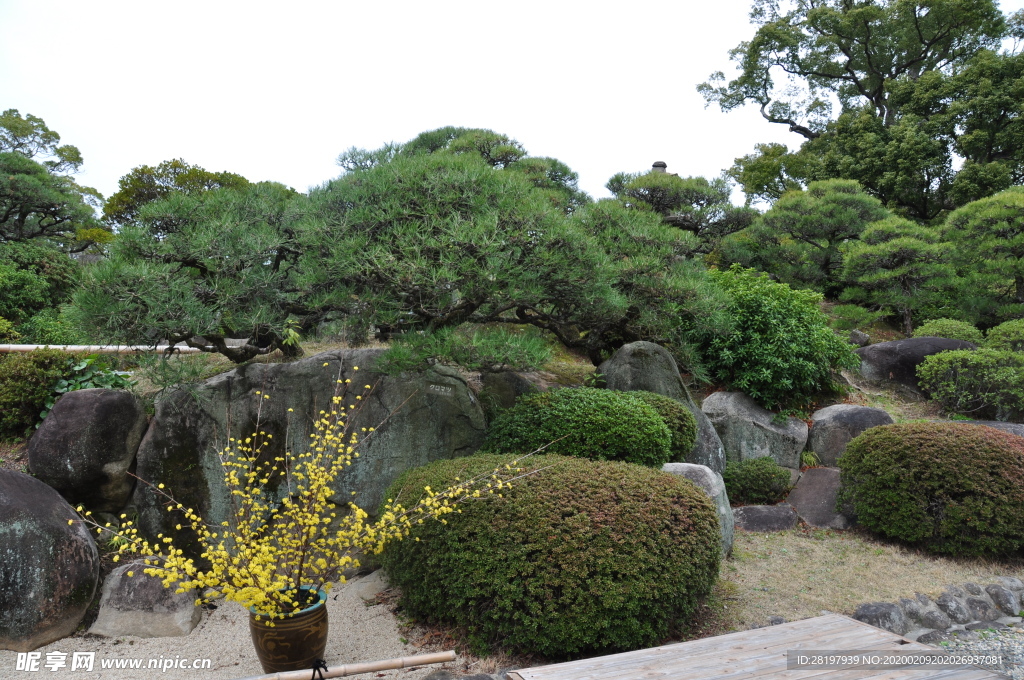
[0,574,463,680]
[940,626,1024,679]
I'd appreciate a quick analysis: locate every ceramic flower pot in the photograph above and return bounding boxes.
[248,587,328,673]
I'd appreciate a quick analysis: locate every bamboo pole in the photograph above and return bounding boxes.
[0,344,203,354]
[232,651,456,680]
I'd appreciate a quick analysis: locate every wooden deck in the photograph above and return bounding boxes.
[506,614,1005,680]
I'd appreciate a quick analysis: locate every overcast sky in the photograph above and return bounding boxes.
[2,0,1023,204]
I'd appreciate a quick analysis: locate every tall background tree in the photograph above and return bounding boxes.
[700,0,1021,221]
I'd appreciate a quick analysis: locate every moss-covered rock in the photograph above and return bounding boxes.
[837,423,1024,557]
[381,454,721,657]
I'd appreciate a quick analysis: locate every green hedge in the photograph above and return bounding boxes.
[628,391,698,462]
[380,454,721,657]
[837,423,1024,557]
[0,349,77,439]
[722,457,791,505]
[985,319,1024,352]
[482,387,672,467]
[917,348,1024,421]
[912,318,983,345]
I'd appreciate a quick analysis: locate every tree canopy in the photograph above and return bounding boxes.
[701,0,1022,220]
[103,158,250,227]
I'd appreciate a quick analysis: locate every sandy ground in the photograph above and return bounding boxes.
[0,573,463,680]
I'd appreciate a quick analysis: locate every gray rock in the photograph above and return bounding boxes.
[964,582,983,596]
[768,615,786,625]
[28,389,149,512]
[807,405,893,466]
[479,371,538,419]
[89,562,201,637]
[849,330,870,347]
[898,597,922,621]
[966,621,1009,631]
[853,602,909,635]
[662,463,734,556]
[133,349,488,558]
[967,597,1003,621]
[854,338,976,393]
[962,421,1024,438]
[423,672,456,680]
[947,585,967,598]
[920,609,952,630]
[0,470,99,652]
[916,593,933,607]
[918,629,980,645]
[785,467,852,529]
[986,585,1021,616]
[701,392,808,469]
[734,504,798,532]
[995,577,1024,592]
[353,570,389,603]
[600,342,725,473]
[936,591,973,624]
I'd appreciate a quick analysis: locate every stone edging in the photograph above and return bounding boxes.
[852,577,1024,644]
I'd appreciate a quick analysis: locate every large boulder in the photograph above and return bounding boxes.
[0,470,99,651]
[701,392,808,469]
[854,338,976,393]
[661,463,734,557]
[599,341,725,473]
[28,389,149,512]
[89,561,201,638]
[785,467,852,530]
[963,421,1024,438]
[808,404,893,467]
[733,504,799,532]
[133,349,487,556]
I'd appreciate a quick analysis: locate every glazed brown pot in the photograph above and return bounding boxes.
[248,587,328,673]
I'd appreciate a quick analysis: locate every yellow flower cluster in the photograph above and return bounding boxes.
[74,366,526,624]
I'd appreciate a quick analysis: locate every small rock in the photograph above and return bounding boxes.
[734,504,799,532]
[966,597,1003,622]
[89,562,201,638]
[353,570,389,603]
[853,602,909,635]
[849,330,870,347]
[918,629,980,645]
[985,584,1020,616]
[919,609,952,630]
[995,577,1024,593]
[916,593,933,607]
[807,405,893,466]
[423,672,456,680]
[965,621,1009,631]
[936,591,972,624]
[898,598,922,621]
[964,583,983,596]
[769,616,786,625]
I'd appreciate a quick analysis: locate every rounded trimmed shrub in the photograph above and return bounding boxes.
[917,349,1024,421]
[985,319,1024,352]
[482,387,672,467]
[380,454,721,657]
[0,349,77,439]
[722,457,791,505]
[837,423,1024,557]
[628,391,698,462]
[912,318,983,345]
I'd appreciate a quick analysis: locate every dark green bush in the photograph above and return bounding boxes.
[697,266,858,409]
[0,349,77,439]
[482,387,672,467]
[985,319,1024,352]
[917,349,1024,421]
[912,318,983,344]
[722,457,792,505]
[837,423,1024,557]
[380,454,721,657]
[628,391,697,462]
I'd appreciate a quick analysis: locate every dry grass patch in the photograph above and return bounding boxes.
[720,528,1024,630]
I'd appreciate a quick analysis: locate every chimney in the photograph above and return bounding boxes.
[652,161,667,173]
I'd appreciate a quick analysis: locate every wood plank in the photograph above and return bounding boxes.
[509,615,1004,680]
